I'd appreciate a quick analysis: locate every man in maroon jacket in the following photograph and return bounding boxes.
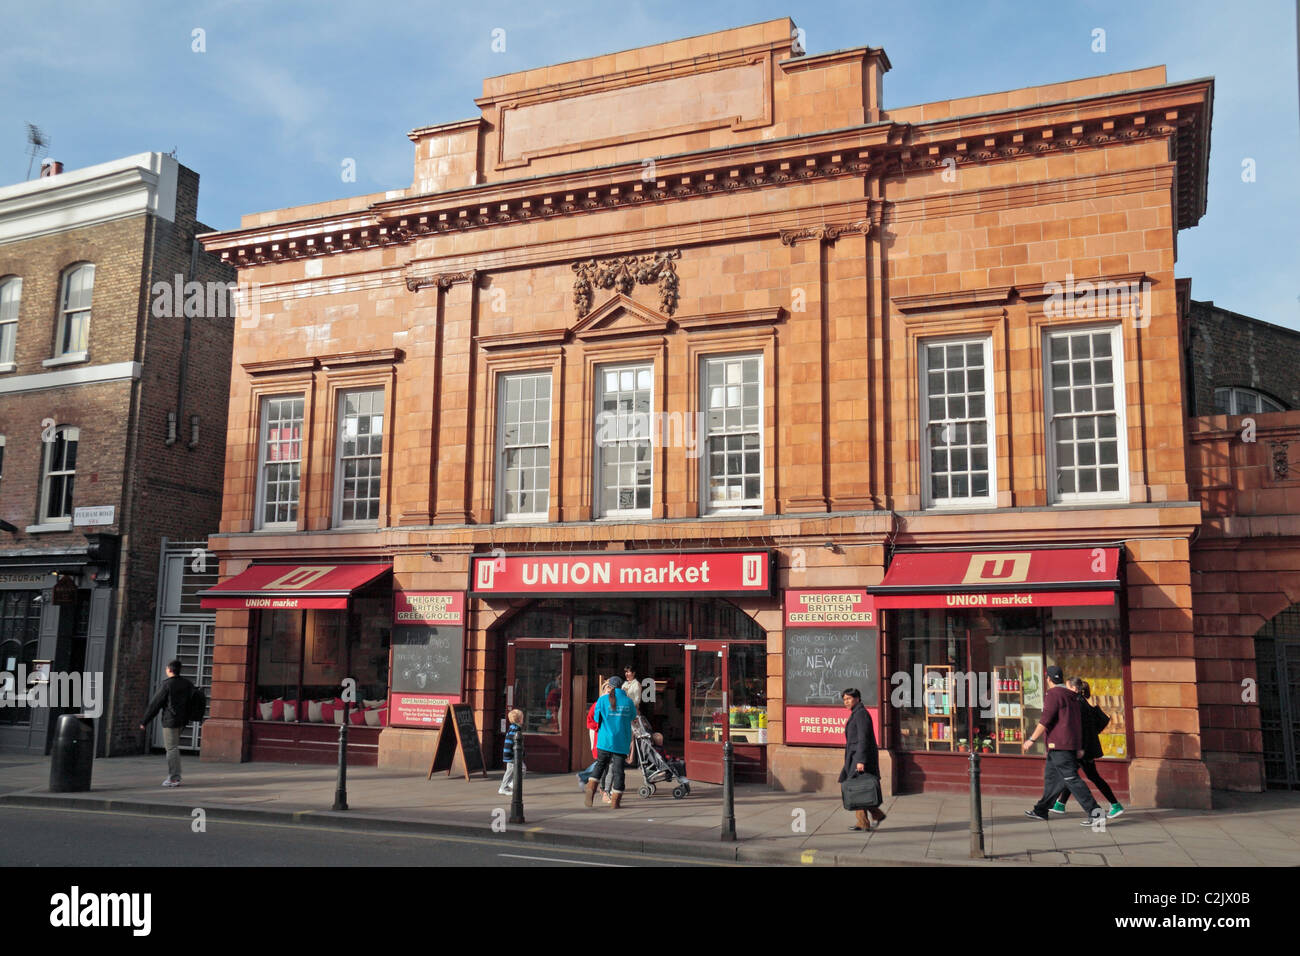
[1022,665,1102,825]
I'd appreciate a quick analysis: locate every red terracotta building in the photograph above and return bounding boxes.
[199,19,1221,807]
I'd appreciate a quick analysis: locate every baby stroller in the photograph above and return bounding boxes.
[632,716,691,799]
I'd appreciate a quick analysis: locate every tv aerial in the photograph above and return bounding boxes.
[25,123,49,179]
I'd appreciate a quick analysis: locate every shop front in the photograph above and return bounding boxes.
[0,559,99,755]
[870,545,1132,796]
[200,562,394,765]
[471,550,774,784]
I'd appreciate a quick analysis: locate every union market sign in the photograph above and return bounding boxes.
[469,550,773,598]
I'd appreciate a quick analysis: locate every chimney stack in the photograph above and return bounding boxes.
[40,159,63,177]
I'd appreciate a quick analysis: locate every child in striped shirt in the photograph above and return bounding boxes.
[499,708,524,795]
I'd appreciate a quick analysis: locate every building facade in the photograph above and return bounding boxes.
[200,19,1218,806]
[0,153,234,755]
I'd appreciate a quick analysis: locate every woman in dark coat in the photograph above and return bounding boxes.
[838,688,886,831]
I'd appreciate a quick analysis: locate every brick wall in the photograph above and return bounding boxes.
[1188,300,1300,414]
[108,165,235,753]
[1187,410,1300,791]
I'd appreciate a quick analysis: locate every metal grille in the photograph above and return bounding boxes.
[153,540,217,751]
[1256,607,1300,789]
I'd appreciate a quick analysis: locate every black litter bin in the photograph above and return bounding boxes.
[49,714,95,792]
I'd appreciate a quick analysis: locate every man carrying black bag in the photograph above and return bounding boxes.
[839,688,886,831]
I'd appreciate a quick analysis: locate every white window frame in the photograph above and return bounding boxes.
[39,425,79,524]
[1043,323,1129,504]
[332,387,384,528]
[920,336,997,509]
[255,394,305,530]
[0,276,20,370]
[700,353,764,515]
[1214,386,1284,415]
[495,371,552,522]
[54,264,93,361]
[594,362,654,520]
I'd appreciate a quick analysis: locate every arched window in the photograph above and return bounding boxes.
[0,275,20,366]
[1214,387,1285,415]
[56,263,94,358]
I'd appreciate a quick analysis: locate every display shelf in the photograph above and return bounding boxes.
[992,665,1025,753]
[923,665,954,751]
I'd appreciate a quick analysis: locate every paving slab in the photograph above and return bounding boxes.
[1,754,1296,866]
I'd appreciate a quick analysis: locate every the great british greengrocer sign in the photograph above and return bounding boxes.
[469,550,773,597]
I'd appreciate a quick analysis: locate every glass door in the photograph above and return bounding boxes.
[506,641,572,774]
[686,642,727,783]
[685,642,768,784]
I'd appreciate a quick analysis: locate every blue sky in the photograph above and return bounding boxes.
[2,0,1296,326]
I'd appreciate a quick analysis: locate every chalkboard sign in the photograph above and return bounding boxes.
[391,626,464,696]
[785,627,879,707]
[427,703,488,780]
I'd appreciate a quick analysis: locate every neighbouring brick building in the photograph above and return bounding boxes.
[1181,284,1300,791]
[200,18,1225,807]
[1185,296,1300,416]
[0,152,234,755]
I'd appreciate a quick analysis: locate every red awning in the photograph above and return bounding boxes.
[868,547,1120,609]
[199,563,391,611]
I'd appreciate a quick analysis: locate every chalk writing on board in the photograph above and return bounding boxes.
[391,626,464,695]
[785,628,878,706]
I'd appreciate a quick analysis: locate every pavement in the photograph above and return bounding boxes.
[1,753,1297,866]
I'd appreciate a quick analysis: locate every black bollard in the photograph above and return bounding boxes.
[509,734,525,825]
[969,749,985,858]
[332,703,349,811]
[720,739,736,842]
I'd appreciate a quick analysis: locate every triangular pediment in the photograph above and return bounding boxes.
[572,293,673,340]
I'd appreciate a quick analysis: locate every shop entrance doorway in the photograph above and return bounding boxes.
[499,598,767,782]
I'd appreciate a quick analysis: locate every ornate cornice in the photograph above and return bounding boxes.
[571,250,680,319]
[203,81,1211,267]
[404,268,479,292]
[778,219,872,246]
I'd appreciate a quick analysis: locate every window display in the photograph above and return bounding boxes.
[1048,610,1126,757]
[253,594,392,726]
[892,606,1126,758]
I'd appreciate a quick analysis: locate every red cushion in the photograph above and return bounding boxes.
[320,702,335,723]
[270,698,284,721]
[349,708,366,726]
[377,707,388,727]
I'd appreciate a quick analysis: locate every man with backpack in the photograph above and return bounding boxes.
[139,659,204,788]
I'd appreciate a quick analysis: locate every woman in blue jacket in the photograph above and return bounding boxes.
[583,679,636,809]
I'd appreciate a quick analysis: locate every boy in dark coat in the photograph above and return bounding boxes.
[139,659,195,787]
[838,688,886,831]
